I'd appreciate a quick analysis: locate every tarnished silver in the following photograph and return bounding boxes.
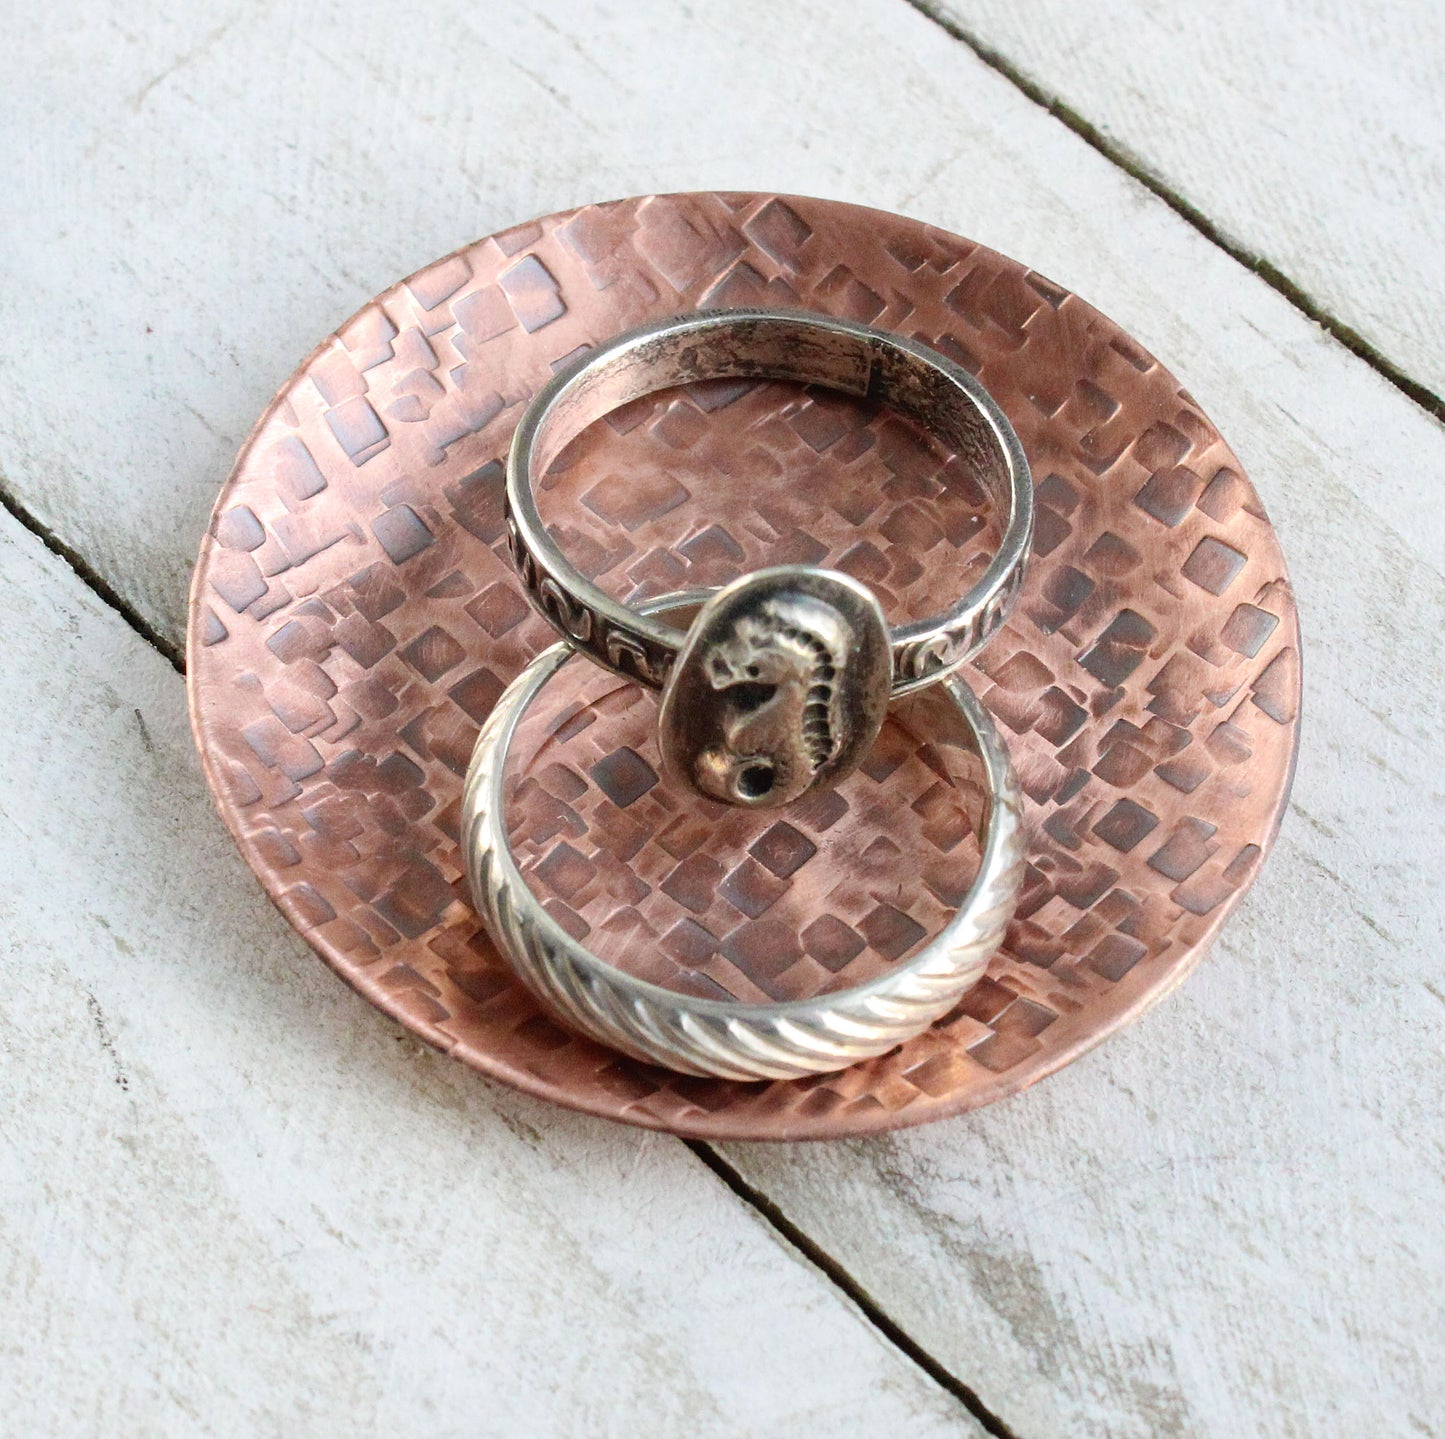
[656,567,890,809]
[506,307,1033,806]
[507,308,1034,696]
[460,598,1026,1082]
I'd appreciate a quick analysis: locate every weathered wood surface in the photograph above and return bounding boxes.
[2,1,1442,1435]
[0,507,982,1437]
[929,0,1445,405]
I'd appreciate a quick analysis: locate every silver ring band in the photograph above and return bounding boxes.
[460,601,1026,1081]
[506,307,1034,698]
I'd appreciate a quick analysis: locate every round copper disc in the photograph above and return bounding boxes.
[187,193,1300,1140]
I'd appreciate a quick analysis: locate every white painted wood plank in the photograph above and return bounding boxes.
[0,510,982,1437]
[927,0,1445,399]
[2,1,1443,1435]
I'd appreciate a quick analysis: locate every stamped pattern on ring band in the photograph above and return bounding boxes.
[506,310,1033,701]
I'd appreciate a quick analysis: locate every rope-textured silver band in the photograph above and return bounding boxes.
[460,631,1025,1082]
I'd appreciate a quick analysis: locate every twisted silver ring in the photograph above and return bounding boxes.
[460,599,1025,1082]
[506,308,1033,808]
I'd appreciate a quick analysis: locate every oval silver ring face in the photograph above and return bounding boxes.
[656,567,892,809]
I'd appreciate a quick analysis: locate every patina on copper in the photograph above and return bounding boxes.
[187,192,1301,1141]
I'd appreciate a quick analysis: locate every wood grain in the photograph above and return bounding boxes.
[927,0,1445,403]
[1,0,1442,1435]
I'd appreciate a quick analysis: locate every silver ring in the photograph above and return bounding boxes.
[509,308,1033,693]
[460,599,1025,1082]
[506,308,1033,807]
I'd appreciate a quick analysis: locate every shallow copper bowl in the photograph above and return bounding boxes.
[187,192,1300,1140]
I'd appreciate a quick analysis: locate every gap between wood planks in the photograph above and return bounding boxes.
[903,0,1445,429]
[687,1142,1020,1438]
[0,479,184,672]
[0,478,1020,1435]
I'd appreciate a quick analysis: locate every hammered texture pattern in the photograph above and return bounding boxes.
[187,193,1300,1139]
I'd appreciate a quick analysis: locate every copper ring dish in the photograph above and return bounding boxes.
[187,191,1300,1140]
